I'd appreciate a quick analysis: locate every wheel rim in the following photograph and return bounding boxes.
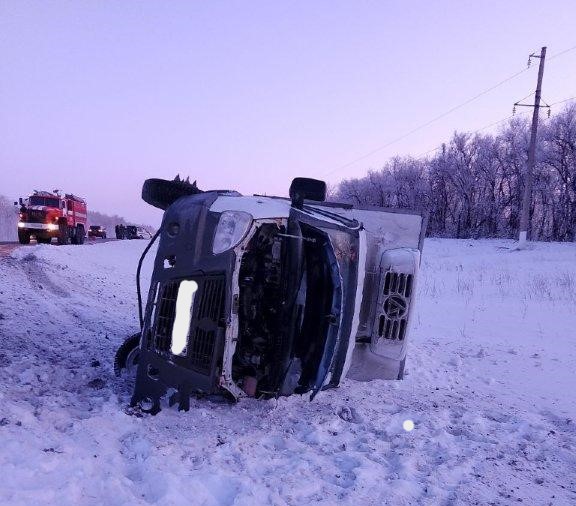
[125,347,140,373]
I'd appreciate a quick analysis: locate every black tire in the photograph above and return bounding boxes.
[76,225,85,245]
[114,333,141,377]
[57,223,69,245]
[18,230,31,244]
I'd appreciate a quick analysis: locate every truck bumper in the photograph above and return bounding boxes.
[18,222,58,233]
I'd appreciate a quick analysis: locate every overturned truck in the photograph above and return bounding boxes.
[116,177,426,413]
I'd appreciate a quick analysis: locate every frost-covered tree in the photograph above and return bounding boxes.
[336,103,576,242]
[0,195,18,241]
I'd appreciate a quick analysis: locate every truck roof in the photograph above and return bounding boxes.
[30,190,86,204]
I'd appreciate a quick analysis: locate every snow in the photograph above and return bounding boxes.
[1,238,575,505]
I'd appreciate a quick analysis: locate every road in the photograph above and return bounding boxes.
[0,238,116,258]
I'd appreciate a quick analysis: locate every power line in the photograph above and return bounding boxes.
[547,44,576,63]
[323,43,576,178]
[323,66,532,177]
[418,94,575,158]
[550,96,576,106]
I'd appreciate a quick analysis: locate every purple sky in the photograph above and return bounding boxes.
[1,1,575,225]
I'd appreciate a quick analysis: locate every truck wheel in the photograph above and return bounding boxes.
[75,225,85,245]
[18,230,31,244]
[57,224,69,245]
[114,333,141,377]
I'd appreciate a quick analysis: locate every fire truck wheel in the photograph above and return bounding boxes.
[57,224,69,245]
[18,230,31,244]
[72,225,85,245]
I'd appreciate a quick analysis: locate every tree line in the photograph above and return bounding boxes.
[336,103,576,242]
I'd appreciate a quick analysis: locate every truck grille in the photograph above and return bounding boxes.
[377,271,413,341]
[189,278,225,374]
[27,209,47,223]
[152,280,179,353]
[151,277,226,374]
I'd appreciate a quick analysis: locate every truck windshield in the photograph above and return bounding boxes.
[29,196,59,208]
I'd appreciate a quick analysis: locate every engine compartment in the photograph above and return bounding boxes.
[233,222,337,398]
[234,223,292,396]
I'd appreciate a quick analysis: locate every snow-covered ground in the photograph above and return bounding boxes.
[0,239,575,505]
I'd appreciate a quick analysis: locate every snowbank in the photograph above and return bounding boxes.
[0,239,575,505]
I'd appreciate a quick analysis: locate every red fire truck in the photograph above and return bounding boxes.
[16,190,88,245]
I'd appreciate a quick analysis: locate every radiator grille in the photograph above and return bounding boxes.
[197,278,226,322]
[153,280,180,352]
[383,271,413,298]
[188,328,216,374]
[378,271,413,341]
[27,209,47,223]
[150,277,226,374]
[188,278,225,374]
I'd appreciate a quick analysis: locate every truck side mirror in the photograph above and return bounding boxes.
[142,178,202,210]
[289,177,327,209]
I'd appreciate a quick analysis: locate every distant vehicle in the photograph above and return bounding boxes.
[136,226,152,239]
[115,224,126,240]
[15,190,87,245]
[124,225,139,240]
[124,225,151,239]
[115,176,426,414]
[88,225,107,239]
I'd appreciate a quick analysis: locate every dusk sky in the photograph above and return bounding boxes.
[1,1,575,225]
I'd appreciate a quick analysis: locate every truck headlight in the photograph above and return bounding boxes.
[212,211,252,254]
[18,222,25,228]
[47,223,58,231]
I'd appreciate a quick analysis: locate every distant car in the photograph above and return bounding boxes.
[124,225,139,239]
[124,225,151,239]
[136,226,152,239]
[88,225,107,239]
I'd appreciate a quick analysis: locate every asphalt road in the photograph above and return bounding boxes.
[0,238,116,258]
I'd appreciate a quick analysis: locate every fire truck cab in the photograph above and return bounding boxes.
[16,190,88,245]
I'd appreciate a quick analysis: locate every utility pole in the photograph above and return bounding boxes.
[515,46,547,249]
